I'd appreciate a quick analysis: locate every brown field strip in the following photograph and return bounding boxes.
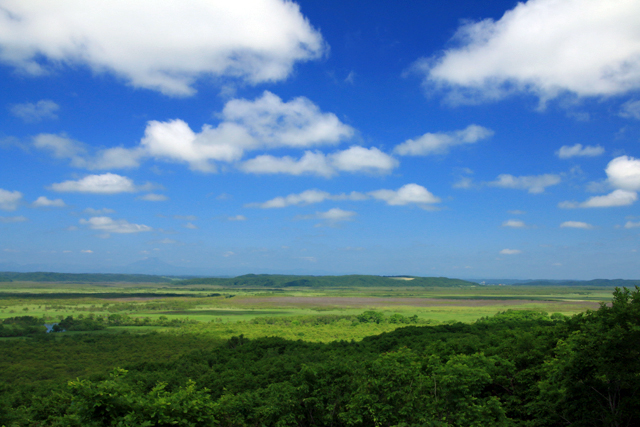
[234,296,602,309]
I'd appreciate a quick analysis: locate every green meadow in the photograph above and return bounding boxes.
[0,280,611,342]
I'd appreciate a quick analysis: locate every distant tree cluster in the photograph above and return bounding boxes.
[0,316,46,336]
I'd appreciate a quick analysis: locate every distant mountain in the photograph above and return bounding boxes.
[0,258,208,276]
[0,272,179,283]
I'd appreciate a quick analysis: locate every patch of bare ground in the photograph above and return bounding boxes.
[235,296,602,309]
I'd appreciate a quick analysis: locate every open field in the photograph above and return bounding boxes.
[0,281,616,341]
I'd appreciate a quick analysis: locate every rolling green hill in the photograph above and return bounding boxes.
[174,274,476,288]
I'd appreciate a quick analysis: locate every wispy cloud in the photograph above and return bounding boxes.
[50,173,153,194]
[556,144,604,159]
[559,190,638,208]
[560,221,593,229]
[10,100,59,122]
[249,184,440,208]
[489,174,561,194]
[296,208,356,227]
[620,100,640,120]
[502,219,526,228]
[500,249,521,255]
[394,124,493,156]
[80,216,152,234]
[32,196,65,208]
[240,146,397,177]
[248,189,365,209]
[0,189,23,211]
[0,216,27,223]
[138,194,168,202]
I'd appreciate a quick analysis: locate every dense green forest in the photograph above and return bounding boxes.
[0,287,638,426]
[175,274,476,288]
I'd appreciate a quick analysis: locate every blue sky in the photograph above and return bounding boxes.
[1,0,640,279]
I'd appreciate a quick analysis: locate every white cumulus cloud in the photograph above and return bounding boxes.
[10,100,59,122]
[560,156,640,208]
[489,174,561,193]
[0,0,325,96]
[559,189,638,208]
[0,189,23,211]
[80,216,152,234]
[33,92,355,174]
[239,151,335,177]
[556,144,604,159]
[221,91,353,148]
[241,146,397,177]
[330,146,398,173]
[137,92,353,172]
[32,196,65,208]
[369,183,441,206]
[560,221,593,229]
[605,156,640,191]
[394,124,493,156]
[50,173,147,194]
[418,0,640,104]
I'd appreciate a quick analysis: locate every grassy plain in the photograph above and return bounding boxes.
[0,281,611,331]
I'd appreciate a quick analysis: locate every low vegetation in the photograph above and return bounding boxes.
[0,275,637,426]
